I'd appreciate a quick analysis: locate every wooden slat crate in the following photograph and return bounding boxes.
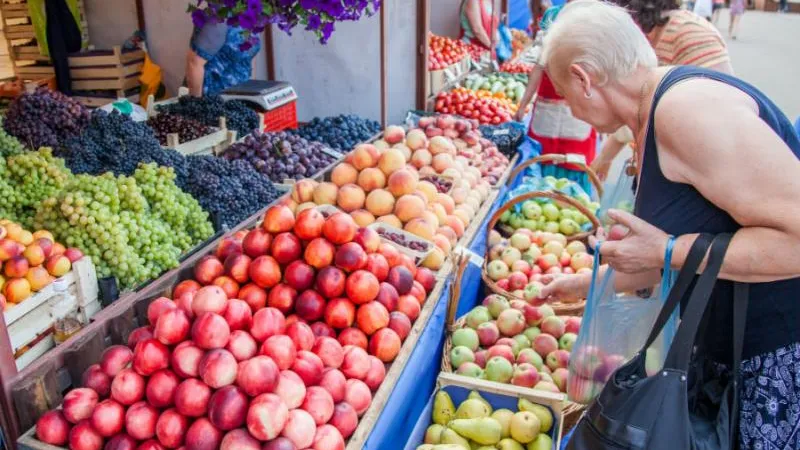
[3,258,99,371]
[12,45,48,61]
[71,88,140,108]
[68,46,142,94]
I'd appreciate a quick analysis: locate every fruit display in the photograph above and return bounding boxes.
[155,95,259,138]
[0,220,84,305]
[462,73,529,103]
[567,346,626,404]
[448,293,581,395]
[499,61,535,75]
[417,389,554,449]
[434,90,514,125]
[428,34,468,70]
[478,123,526,159]
[497,196,597,237]
[146,113,213,146]
[294,114,382,152]
[464,42,490,62]
[511,30,534,60]
[3,87,91,149]
[33,204,438,449]
[485,230,592,300]
[223,131,340,183]
[291,120,509,270]
[0,118,25,157]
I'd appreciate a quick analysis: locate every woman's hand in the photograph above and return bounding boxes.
[590,158,612,181]
[538,272,591,303]
[514,109,527,123]
[598,209,669,274]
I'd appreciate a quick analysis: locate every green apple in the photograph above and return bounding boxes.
[521,201,542,220]
[453,328,480,351]
[544,221,560,233]
[485,356,514,383]
[559,218,580,236]
[450,346,476,369]
[541,203,560,221]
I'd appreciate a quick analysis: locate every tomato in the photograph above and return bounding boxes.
[491,116,502,125]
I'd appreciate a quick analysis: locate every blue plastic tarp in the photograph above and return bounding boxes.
[509,0,532,30]
[362,137,540,450]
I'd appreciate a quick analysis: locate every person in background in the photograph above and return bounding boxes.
[591,0,733,180]
[712,0,725,24]
[779,0,789,12]
[513,1,598,195]
[186,22,261,97]
[729,0,746,38]
[538,4,800,448]
[460,0,499,58]
[529,0,552,35]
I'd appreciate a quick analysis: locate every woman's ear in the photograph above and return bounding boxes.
[569,63,593,98]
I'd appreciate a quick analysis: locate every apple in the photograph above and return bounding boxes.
[497,309,526,337]
[485,356,514,383]
[559,332,578,351]
[487,345,515,364]
[571,345,607,379]
[565,316,582,334]
[533,334,559,359]
[517,348,544,370]
[540,316,566,339]
[546,349,571,370]
[486,260,510,281]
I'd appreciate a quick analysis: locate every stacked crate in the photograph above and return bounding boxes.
[69,45,143,107]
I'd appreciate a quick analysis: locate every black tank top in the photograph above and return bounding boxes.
[635,66,800,362]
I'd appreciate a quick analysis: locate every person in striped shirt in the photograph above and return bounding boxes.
[591,0,733,180]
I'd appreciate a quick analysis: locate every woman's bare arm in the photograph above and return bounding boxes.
[466,0,492,48]
[514,64,544,121]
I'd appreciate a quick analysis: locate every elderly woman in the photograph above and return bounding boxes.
[538,2,800,448]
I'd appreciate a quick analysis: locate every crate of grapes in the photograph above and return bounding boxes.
[148,114,234,157]
[368,222,434,265]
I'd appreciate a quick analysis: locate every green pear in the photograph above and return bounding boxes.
[497,438,526,450]
[433,391,456,425]
[467,391,492,413]
[509,411,541,444]
[474,446,497,450]
[518,399,553,433]
[448,418,502,445]
[455,398,491,419]
[425,424,446,444]
[440,428,471,449]
[491,409,515,438]
[526,434,553,450]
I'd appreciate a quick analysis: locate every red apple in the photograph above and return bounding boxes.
[185,418,222,450]
[36,410,71,445]
[242,228,272,258]
[249,256,281,289]
[146,369,180,408]
[271,232,302,265]
[155,409,189,449]
[174,378,212,417]
[324,297,356,329]
[338,327,368,350]
[111,368,145,406]
[171,341,205,378]
[304,238,335,269]
[194,255,224,285]
[284,260,316,291]
[192,312,231,349]
[261,335,297,370]
[365,253,390,281]
[82,364,110,397]
[132,339,170,376]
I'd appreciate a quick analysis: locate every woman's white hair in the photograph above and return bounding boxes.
[541,0,658,85]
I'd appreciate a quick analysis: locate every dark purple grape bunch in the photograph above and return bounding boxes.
[421,176,453,193]
[3,87,91,149]
[377,229,430,251]
[147,113,212,146]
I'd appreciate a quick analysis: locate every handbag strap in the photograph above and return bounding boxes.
[730,281,749,449]
[639,233,713,354]
[664,234,733,371]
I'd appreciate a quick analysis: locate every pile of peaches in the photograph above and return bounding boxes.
[0,220,84,308]
[34,205,437,450]
[286,116,510,272]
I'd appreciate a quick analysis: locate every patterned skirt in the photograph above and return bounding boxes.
[739,342,800,449]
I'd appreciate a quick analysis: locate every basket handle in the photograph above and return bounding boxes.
[505,153,604,197]
[445,254,470,330]
[484,190,601,254]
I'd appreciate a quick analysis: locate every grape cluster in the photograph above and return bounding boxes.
[156,95,258,137]
[0,149,72,227]
[294,114,381,151]
[0,118,25,157]
[32,163,213,287]
[147,113,212,146]
[421,175,453,193]
[58,110,189,181]
[3,87,91,149]
[223,131,338,183]
[376,229,430,251]
[182,155,281,229]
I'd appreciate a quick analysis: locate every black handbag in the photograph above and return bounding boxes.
[567,233,748,450]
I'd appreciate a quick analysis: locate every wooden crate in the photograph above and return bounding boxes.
[429,56,472,97]
[3,258,99,372]
[166,118,235,157]
[68,46,142,94]
[71,87,140,108]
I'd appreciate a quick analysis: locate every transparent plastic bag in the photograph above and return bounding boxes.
[597,159,636,227]
[566,239,677,404]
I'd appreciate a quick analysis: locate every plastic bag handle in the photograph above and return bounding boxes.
[638,234,714,355]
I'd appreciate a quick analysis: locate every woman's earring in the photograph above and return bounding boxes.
[584,90,593,99]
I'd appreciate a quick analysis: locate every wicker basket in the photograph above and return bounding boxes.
[506,153,605,199]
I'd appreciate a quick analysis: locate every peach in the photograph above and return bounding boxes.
[82,364,110,397]
[261,335,297,370]
[237,355,279,397]
[185,418,222,450]
[388,311,412,341]
[4,255,28,278]
[312,336,345,368]
[100,344,134,378]
[147,297,177,326]
[365,253,390,282]
[2,277,30,303]
[220,429,260,450]
[394,195,426,223]
[330,402,359,439]
[302,386,335,426]
[405,129,428,150]
[208,385,249,431]
[191,312,231,349]
[410,148,433,169]
[68,420,102,450]
[433,234,453,253]
[199,349,238,388]
[345,379,373,416]
[194,255,224,285]
[351,144,379,170]
[404,218,436,241]
[171,341,205,378]
[323,212,358,245]
[226,330,258,361]
[262,205,296,234]
[0,238,24,261]
[36,410,71,445]
[294,208,325,241]
[128,327,154,351]
[222,298,253,331]
[224,253,251,284]
[155,409,189,448]
[432,153,454,173]
[174,379,212,417]
[387,169,417,197]
[336,184,366,212]
[446,215,466,237]
[25,266,52,291]
[356,301,390,336]
[313,424,345,450]
[416,181,438,203]
[338,327,369,350]
[216,236,243,261]
[331,163,359,186]
[368,328,402,362]
[173,279,201,302]
[145,369,180,408]
[376,214,403,228]
[23,243,45,266]
[104,433,137,449]
[318,368,347,403]
[364,355,387,391]
[324,297,356,329]
[396,294,421,320]
[291,179,318,203]
[304,237,336,269]
[287,321,316,351]
[239,283,267,312]
[350,209,376,227]
[378,148,406,176]
[63,388,99,424]
[281,409,316,449]
[365,189,395,216]
[346,270,380,305]
[435,193,455,214]
[125,401,159,440]
[275,370,307,409]
[242,228,273,258]
[341,346,371,380]
[437,226,458,245]
[154,309,190,345]
[312,182,339,205]
[383,126,405,145]
[357,167,386,192]
[133,338,170,376]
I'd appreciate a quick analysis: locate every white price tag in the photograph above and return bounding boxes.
[454,246,484,267]
[492,129,510,136]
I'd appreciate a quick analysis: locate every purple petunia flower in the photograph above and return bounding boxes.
[321,21,334,42]
[223,0,237,7]
[191,9,207,28]
[306,14,322,30]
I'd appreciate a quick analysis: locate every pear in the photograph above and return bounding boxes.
[497,438,526,450]
[518,399,553,433]
[425,424,446,444]
[509,411,541,444]
[467,391,493,413]
[440,428,471,450]
[448,418,502,445]
[434,391,457,425]
[491,408,515,438]
[455,398,491,419]
[474,446,497,450]
[527,434,553,450]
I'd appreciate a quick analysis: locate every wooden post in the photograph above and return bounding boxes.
[379,2,388,127]
[416,0,430,110]
[135,0,146,32]
[265,26,275,80]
